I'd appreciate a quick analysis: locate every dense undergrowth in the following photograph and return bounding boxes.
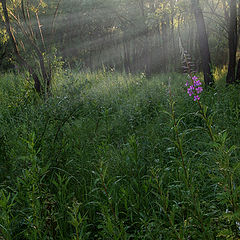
[0,69,240,239]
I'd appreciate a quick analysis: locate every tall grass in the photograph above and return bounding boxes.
[0,69,240,239]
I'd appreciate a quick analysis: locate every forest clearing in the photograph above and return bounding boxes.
[1,0,240,239]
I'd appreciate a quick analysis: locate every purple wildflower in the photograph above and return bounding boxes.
[185,75,203,102]
[194,95,200,101]
[196,87,203,94]
[187,85,194,96]
[194,80,202,86]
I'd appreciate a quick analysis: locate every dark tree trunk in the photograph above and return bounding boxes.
[237,2,240,83]
[0,0,42,93]
[226,0,237,84]
[192,0,214,86]
[238,1,240,36]
[236,59,240,82]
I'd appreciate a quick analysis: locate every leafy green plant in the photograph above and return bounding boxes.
[0,190,16,240]
[0,69,239,239]
[68,200,90,240]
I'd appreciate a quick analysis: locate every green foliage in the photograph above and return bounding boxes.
[0,69,240,239]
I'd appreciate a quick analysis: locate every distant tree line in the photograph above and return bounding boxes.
[0,0,240,92]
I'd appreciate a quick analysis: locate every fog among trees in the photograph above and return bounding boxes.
[1,0,240,91]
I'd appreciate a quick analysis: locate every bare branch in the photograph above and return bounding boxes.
[36,11,46,51]
[51,0,62,34]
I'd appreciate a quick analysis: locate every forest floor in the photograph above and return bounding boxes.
[0,69,240,239]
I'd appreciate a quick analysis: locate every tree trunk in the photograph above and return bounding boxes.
[0,0,42,93]
[236,59,240,82]
[162,16,169,73]
[123,38,131,73]
[226,0,237,84]
[192,0,214,86]
[139,0,151,76]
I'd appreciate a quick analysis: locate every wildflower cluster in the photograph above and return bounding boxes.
[185,76,203,101]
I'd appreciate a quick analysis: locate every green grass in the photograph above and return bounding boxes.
[0,69,240,239]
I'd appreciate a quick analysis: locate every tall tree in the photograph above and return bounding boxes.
[226,0,237,84]
[191,0,214,86]
[236,1,240,82]
[0,0,62,94]
[0,0,42,92]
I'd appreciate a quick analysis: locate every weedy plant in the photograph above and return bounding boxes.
[180,42,240,239]
[0,67,239,239]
